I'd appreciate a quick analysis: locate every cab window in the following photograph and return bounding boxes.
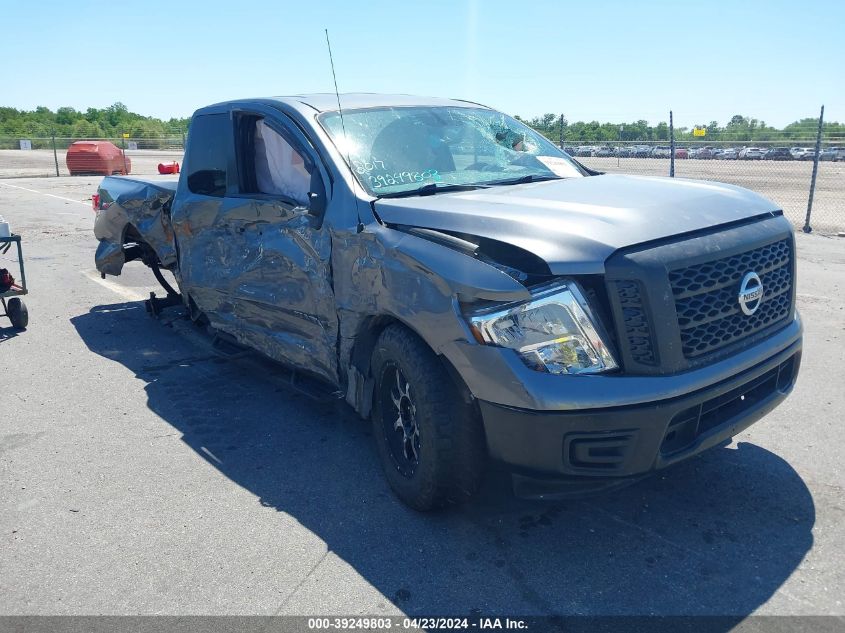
[185,114,229,197]
[235,114,315,208]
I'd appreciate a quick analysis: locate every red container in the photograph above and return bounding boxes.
[66,141,131,176]
[158,162,180,175]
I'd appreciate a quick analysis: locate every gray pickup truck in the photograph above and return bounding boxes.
[94,94,802,510]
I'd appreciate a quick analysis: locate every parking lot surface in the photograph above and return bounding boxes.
[1,177,844,620]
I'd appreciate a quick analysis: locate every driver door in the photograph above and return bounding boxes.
[226,109,338,384]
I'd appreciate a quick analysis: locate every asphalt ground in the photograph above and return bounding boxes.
[1,177,844,623]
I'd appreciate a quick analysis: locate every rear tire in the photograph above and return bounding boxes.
[8,298,28,329]
[370,324,486,511]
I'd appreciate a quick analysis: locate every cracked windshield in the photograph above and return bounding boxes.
[320,106,584,196]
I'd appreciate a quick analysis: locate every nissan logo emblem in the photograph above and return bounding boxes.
[738,271,764,316]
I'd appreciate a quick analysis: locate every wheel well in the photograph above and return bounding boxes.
[349,314,399,377]
[122,224,162,268]
[349,315,476,409]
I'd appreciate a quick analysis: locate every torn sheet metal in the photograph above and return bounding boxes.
[94,176,178,275]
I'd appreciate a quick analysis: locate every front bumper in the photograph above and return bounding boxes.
[477,339,801,479]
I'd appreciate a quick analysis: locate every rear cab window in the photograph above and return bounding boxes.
[185,114,230,197]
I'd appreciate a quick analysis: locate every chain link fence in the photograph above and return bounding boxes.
[559,108,843,234]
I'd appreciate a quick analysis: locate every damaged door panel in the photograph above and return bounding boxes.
[93,94,801,511]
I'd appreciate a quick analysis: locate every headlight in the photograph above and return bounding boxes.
[468,282,618,375]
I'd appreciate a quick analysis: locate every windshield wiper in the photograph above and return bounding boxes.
[483,174,563,186]
[376,182,488,199]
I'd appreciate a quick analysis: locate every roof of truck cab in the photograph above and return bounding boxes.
[193,94,492,123]
[274,93,490,113]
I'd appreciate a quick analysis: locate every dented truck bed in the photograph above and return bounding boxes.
[94,176,178,276]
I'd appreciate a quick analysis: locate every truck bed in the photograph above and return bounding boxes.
[93,176,179,276]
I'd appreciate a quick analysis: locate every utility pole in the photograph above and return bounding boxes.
[619,125,624,167]
[558,114,565,150]
[803,105,825,233]
[121,133,128,174]
[51,130,59,177]
[669,111,675,178]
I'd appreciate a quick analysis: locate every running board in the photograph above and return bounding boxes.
[208,329,343,401]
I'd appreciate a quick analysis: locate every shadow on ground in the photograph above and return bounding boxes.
[71,302,815,620]
[0,324,22,342]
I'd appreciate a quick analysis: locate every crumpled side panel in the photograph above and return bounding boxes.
[94,176,178,274]
[172,194,339,385]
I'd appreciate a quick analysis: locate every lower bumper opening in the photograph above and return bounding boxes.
[660,355,796,456]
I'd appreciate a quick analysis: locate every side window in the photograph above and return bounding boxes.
[186,114,229,197]
[254,120,311,206]
[235,115,313,207]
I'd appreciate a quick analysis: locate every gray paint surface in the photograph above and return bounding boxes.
[374,174,780,274]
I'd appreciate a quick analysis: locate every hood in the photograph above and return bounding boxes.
[373,174,780,274]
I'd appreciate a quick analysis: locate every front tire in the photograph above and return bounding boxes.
[370,324,485,511]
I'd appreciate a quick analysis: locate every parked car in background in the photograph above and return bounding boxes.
[595,146,615,157]
[66,141,131,176]
[819,147,845,161]
[674,147,688,159]
[615,146,633,158]
[576,146,594,157]
[799,148,817,161]
[650,146,671,158]
[763,147,792,161]
[738,147,765,160]
[632,145,652,158]
[718,148,739,160]
[790,147,807,159]
[563,146,578,156]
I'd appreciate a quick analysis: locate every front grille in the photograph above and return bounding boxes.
[669,239,793,358]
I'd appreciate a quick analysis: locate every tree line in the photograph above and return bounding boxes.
[0,103,190,149]
[1,103,842,148]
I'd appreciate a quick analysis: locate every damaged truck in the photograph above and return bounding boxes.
[93,94,802,510]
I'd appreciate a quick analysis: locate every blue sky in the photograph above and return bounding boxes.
[2,0,842,127]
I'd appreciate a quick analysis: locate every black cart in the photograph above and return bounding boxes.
[1,234,28,329]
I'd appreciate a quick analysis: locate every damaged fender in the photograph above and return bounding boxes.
[333,222,532,417]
